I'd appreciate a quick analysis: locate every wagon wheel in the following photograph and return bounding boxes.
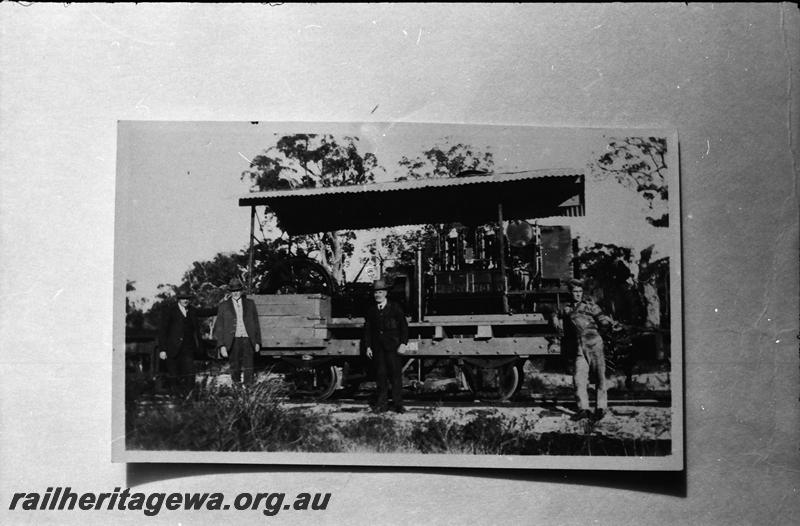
[286,365,341,401]
[264,257,336,296]
[464,361,522,402]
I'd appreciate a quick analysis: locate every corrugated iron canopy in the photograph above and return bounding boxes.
[239,169,585,235]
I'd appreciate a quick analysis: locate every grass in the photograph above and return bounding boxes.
[127,374,341,452]
[126,373,670,456]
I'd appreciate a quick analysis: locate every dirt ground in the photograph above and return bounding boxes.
[194,366,672,443]
[278,368,672,443]
[290,400,671,442]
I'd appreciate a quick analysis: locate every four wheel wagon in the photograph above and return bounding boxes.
[237,169,586,401]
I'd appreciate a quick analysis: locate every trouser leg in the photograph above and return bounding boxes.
[387,350,403,409]
[374,349,388,408]
[177,348,195,393]
[574,353,590,410]
[230,337,254,385]
[241,340,254,385]
[591,344,608,410]
[164,356,179,393]
[229,338,244,384]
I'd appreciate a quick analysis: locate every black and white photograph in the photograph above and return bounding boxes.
[3,3,798,525]
[114,121,682,469]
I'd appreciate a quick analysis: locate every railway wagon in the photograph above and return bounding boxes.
[238,169,586,401]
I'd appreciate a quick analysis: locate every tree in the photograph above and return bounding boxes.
[365,141,495,270]
[180,251,249,308]
[166,244,286,303]
[397,140,494,180]
[572,242,640,323]
[573,242,674,368]
[637,245,670,330]
[141,283,180,333]
[363,224,440,276]
[136,235,292,336]
[574,241,671,331]
[140,251,247,330]
[591,137,669,227]
[242,134,385,284]
[125,280,146,330]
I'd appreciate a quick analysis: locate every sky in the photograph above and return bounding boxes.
[116,121,678,303]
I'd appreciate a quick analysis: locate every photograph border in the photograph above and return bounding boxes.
[112,121,683,471]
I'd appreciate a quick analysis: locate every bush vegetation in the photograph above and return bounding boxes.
[126,374,669,456]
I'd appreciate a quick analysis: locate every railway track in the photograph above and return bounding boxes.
[133,368,670,409]
[134,389,670,409]
[285,395,671,409]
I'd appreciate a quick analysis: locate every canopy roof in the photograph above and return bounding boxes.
[239,169,585,235]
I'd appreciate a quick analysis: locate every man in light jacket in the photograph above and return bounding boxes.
[553,279,620,421]
[213,278,262,385]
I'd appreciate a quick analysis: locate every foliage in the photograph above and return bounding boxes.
[365,141,495,269]
[397,140,494,180]
[125,368,155,412]
[238,136,495,285]
[636,245,671,330]
[126,376,670,455]
[408,409,537,454]
[243,134,383,190]
[181,251,248,305]
[573,242,671,366]
[573,242,638,321]
[363,224,441,271]
[241,134,385,284]
[337,415,408,453]
[408,411,463,453]
[591,136,669,226]
[125,280,147,330]
[184,252,246,288]
[126,375,339,452]
[138,240,289,331]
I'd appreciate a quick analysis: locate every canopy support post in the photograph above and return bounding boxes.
[497,203,509,313]
[247,206,256,293]
[416,246,424,322]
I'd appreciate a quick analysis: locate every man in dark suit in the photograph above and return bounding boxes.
[213,278,262,385]
[157,286,201,395]
[363,279,409,413]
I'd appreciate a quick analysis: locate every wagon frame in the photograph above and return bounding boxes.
[238,169,586,401]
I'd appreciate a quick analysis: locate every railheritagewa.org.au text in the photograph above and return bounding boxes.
[9,487,331,517]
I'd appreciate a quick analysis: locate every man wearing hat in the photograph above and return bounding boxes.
[213,278,262,385]
[554,278,619,421]
[157,286,201,395]
[363,278,409,413]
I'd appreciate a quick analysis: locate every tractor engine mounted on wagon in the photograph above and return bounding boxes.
[237,169,586,401]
